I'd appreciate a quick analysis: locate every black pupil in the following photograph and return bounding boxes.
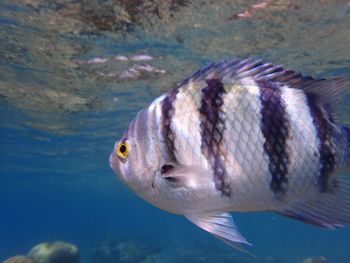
[120,145,127,153]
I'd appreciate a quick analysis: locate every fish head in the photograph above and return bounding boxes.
[109,107,166,201]
[109,97,214,214]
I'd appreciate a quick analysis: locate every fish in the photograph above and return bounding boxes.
[109,58,350,252]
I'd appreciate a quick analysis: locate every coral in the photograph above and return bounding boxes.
[303,256,328,263]
[91,239,159,263]
[2,256,33,263]
[118,241,159,263]
[27,241,79,263]
[91,238,120,263]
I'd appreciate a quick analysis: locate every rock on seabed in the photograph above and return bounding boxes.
[3,256,33,263]
[27,241,79,263]
[303,256,328,263]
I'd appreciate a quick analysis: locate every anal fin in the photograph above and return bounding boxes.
[185,212,252,254]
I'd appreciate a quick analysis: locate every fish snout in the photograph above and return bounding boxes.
[109,150,120,173]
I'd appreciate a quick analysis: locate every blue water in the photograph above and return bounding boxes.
[1,1,350,262]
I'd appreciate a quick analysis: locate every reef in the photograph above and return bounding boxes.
[90,236,290,263]
[2,256,33,263]
[303,256,329,263]
[3,238,334,263]
[91,238,160,263]
[2,242,79,263]
[27,241,79,263]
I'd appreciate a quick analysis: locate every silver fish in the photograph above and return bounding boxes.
[109,58,350,252]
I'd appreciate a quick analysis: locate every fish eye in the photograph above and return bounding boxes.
[116,139,130,159]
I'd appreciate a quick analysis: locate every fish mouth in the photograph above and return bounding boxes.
[109,151,119,173]
[109,151,127,184]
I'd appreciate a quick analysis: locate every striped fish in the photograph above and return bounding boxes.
[109,58,350,252]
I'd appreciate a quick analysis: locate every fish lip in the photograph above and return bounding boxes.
[108,152,113,169]
[109,151,119,172]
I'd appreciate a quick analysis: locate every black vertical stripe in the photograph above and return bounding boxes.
[307,95,336,192]
[161,88,179,162]
[346,127,350,163]
[199,79,230,197]
[257,79,290,195]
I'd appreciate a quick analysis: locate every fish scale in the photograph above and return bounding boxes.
[279,87,320,201]
[258,80,290,194]
[171,87,203,166]
[221,80,272,209]
[161,88,179,163]
[199,79,229,196]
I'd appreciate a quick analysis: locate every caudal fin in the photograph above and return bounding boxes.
[278,171,350,229]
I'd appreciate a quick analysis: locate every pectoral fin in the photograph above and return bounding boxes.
[185,212,253,254]
[160,164,210,189]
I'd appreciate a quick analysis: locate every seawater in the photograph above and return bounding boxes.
[1,1,350,262]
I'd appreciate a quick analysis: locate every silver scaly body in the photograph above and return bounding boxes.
[110,58,350,251]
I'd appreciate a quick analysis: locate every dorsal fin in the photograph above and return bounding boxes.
[179,58,349,125]
[294,77,348,124]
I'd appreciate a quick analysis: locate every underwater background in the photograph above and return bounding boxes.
[1,0,350,262]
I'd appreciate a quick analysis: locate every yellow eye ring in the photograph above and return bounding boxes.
[116,140,130,159]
